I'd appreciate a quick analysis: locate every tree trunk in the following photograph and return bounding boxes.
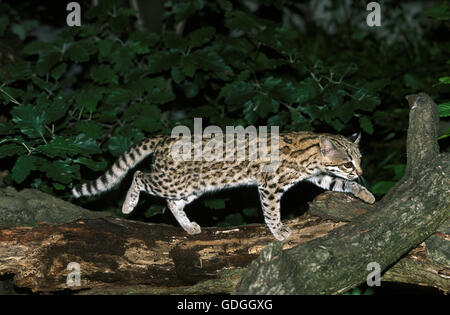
[0,93,448,294]
[234,93,450,294]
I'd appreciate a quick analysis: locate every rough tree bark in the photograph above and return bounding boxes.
[234,93,449,294]
[0,93,448,294]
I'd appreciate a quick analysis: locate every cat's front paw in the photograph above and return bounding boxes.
[122,202,136,214]
[356,187,376,204]
[185,221,201,235]
[272,225,292,241]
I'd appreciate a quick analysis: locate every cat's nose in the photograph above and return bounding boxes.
[356,168,363,176]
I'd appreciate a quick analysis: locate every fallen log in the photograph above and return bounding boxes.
[234,93,450,294]
[0,93,448,294]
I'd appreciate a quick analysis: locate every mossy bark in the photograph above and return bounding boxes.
[234,93,449,294]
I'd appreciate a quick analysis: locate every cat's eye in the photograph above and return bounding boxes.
[343,162,354,169]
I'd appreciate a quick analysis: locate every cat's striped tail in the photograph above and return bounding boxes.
[72,136,162,198]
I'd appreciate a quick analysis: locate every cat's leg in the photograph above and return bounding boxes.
[167,198,201,235]
[308,174,375,204]
[122,171,145,214]
[257,182,291,241]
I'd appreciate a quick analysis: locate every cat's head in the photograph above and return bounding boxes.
[319,133,363,180]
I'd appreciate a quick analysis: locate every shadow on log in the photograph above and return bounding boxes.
[0,93,448,294]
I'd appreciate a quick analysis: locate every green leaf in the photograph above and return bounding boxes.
[253,94,278,119]
[363,79,389,93]
[439,76,450,84]
[180,55,197,77]
[130,30,159,47]
[323,86,345,109]
[438,102,450,117]
[266,78,297,104]
[216,213,245,227]
[53,182,66,191]
[66,42,90,63]
[108,136,133,156]
[12,155,36,184]
[192,48,232,73]
[32,76,54,91]
[36,50,60,75]
[148,51,179,74]
[75,121,104,140]
[296,78,318,105]
[425,4,450,20]
[359,116,374,134]
[76,86,104,113]
[111,47,135,73]
[73,134,102,155]
[220,81,256,106]
[371,181,396,195]
[187,27,215,48]
[36,134,100,159]
[74,157,107,172]
[254,52,283,71]
[352,94,381,112]
[291,108,313,130]
[0,122,16,135]
[0,143,26,158]
[324,116,345,132]
[218,0,232,12]
[204,198,227,209]
[174,0,204,21]
[51,63,67,80]
[144,78,176,104]
[144,204,166,218]
[11,23,26,40]
[7,62,32,81]
[23,40,49,55]
[242,207,258,217]
[243,100,258,124]
[11,104,46,138]
[41,159,76,184]
[98,39,116,58]
[90,65,118,85]
[37,136,81,158]
[334,101,354,124]
[438,128,450,140]
[105,88,134,105]
[184,81,199,98]
[171,67,185,84]
[225,10,261,32]
[42,96,70,124]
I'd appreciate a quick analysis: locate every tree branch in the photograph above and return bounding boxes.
[404,93,440,176]
[234,93,449,294]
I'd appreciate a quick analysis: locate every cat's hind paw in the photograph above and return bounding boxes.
[272,225,292,241]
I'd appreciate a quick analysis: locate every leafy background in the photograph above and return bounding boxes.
[0,0,449,230]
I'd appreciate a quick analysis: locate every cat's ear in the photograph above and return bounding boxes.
[319,136,337,157]
[348,132,361,145]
